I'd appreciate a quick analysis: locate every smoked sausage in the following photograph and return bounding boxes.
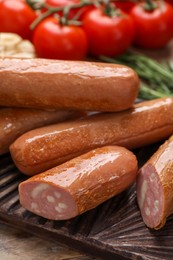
[19,146,138,221]
[10,98,173,175]
[137,135,173,229]
[0,58,139,112]
[0,108,81,155]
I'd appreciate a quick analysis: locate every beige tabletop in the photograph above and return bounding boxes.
[0,222,99,260]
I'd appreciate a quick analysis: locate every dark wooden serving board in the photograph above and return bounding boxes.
[1,144,173,260]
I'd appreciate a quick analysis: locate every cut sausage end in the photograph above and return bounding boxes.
[19,146,138,220]
[136,163,164,229]
[19,182,78,220]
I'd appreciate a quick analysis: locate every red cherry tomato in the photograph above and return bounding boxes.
[83,8,135,57]
[33,17,88,60]
[130,1,173,49]
[114,1,135,13]
[0,0,37,39]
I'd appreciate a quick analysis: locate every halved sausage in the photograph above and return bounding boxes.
[19,146,138,220]
[0,58,139,112]
[137,135,173,229]
[10,98,173,175]
[0,108,81,155]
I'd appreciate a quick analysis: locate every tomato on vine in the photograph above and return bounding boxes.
[0,0,37,39]
[83,6,135,57]
[130,0,173,49]
[32,17,88,60]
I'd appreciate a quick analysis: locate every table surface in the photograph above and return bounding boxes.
[0,222,99,260]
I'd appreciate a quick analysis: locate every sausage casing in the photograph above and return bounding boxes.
[0,58,139,112]
[137,135,173,229]
[0,108,80,155]
[10,98,173,175]
[19,146,138,220]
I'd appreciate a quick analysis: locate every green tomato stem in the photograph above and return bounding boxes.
[30,0,92,29]
[143,0,158,11]
[28,0,135,30]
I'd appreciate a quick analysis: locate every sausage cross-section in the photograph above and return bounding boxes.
[0,108,81,155]
[19,146,138,221]
[0,58,139,112]
[137,135,173,229]
[10,98,173,175]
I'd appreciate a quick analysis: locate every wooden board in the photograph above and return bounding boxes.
[0,222,98,260]
[1,144,173,260]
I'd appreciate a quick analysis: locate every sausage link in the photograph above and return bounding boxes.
[19,146,138,221]
[137,134,173,229]
[10,98,173,175]
[0,58,139,112]
[0,108,81,155]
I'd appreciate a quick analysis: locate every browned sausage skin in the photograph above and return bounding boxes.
[19,146,138,221]
[0,58,139,112]
[0,108,81,155]
[137,135,173,229]
[10,98,173,176]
